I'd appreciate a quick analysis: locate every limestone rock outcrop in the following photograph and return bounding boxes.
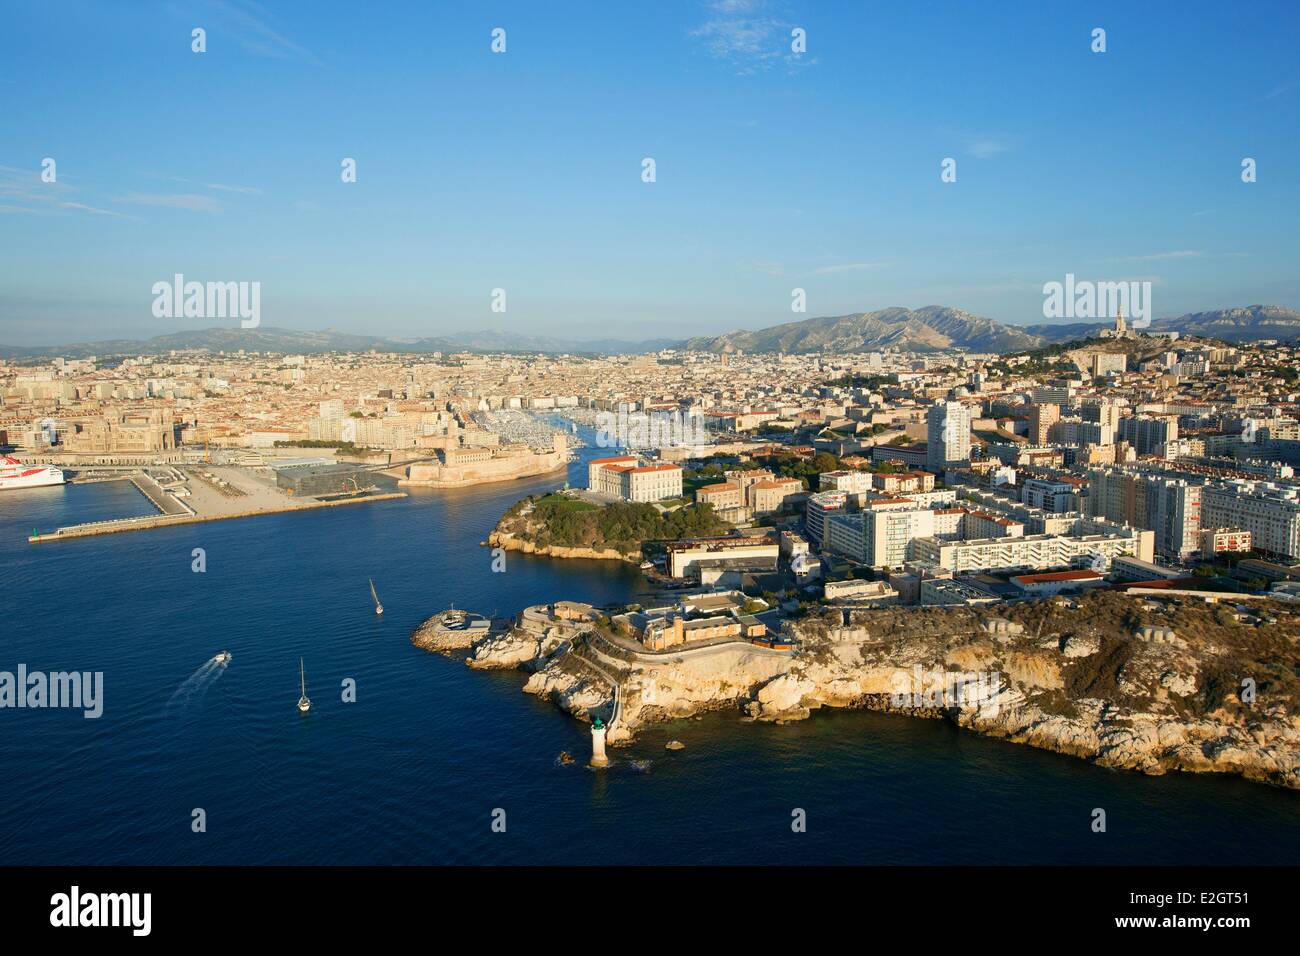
[419,592,1300,790]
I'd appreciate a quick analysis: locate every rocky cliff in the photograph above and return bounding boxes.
[420,591,1300,790]
[487,529,638,562]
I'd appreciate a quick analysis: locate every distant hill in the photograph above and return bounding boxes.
[1020,306,1300,345]
[1017,320,1112,343]
[687,303,1300,354]
[684,306,1045,354]
[0,327,678,360]
[4,304,1296,361]
[1149,305,1300,342]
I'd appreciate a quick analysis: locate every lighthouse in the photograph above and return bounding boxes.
[590,716,609,768]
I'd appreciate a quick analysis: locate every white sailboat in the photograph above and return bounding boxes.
[369,578,384,615]
[297,658,311,713]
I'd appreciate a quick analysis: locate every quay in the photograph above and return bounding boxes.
[28,462,407,543]
[28,491,407,542]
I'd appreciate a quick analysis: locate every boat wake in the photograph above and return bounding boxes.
[165,654,230,712]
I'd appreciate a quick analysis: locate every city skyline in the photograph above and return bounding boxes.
[3,0,1299,346]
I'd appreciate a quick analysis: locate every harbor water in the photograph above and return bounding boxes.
[0,440,1296,865]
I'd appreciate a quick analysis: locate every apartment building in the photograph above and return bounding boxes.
[1086,468,1201,559]
[1081,400,1121,444]
[871,444,929,469]
[1021,478,1079,513]
[823,507,937,569]
[911,528,1154,573]
[1199,527,1251,559]
[1118,415,1178,457]
[871,470,935,494]
[1027,403,1059,445]
[819,469,874,494]
[1031,384,1076,405]
[925,400,972,474]
[1201,480,1300,560]
[805,490,848,545]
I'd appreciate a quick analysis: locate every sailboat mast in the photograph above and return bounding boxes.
[299,657,305,695]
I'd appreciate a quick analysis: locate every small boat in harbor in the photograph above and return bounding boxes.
[214,651,232,664]
[297,658,311,714]
[369,578,384,615]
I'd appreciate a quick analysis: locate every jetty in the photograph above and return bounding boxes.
[28,464,406,543]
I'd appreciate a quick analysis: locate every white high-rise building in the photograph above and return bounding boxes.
[823,507,937,568]
[926,401,972,474]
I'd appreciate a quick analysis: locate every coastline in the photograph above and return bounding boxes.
[411,593,1300,791]
[485,529,638,563]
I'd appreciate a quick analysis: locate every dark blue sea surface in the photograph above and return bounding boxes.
[0,445,1296,865]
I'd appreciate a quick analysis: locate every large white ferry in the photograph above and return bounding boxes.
[0,456,65,490]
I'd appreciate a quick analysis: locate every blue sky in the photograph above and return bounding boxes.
[1,0,1297,345]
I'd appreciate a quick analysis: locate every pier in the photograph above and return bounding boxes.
[28,464,407,543]
[29,491,407,542]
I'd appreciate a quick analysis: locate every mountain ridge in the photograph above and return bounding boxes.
[687,304,1300,353]
[3,304,1297,360]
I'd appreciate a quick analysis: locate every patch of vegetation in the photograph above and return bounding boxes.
[518,496,730,553]
[533,493,599,513]
[827,373,894,391]
[1062,636,1141,706]
[770,451,840,483]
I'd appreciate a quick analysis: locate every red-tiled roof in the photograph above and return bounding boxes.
[1013,569,1104,584]
[629,463,682,473]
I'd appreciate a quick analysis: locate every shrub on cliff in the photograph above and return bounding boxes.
[528,498,728,551]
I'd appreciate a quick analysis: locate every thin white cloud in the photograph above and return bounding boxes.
[57,201,138,219]
[966,138,1009,159]
[1263,79,1297,100]
[810,261,890,275]
[0,165,138,219]
[204,182,262,194]
[112,192,223,212]
[169,175,263,195]
[690,1,811,74]
[1113,251,1202,262]
[204,0,322,65]
[750,259,891,277]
